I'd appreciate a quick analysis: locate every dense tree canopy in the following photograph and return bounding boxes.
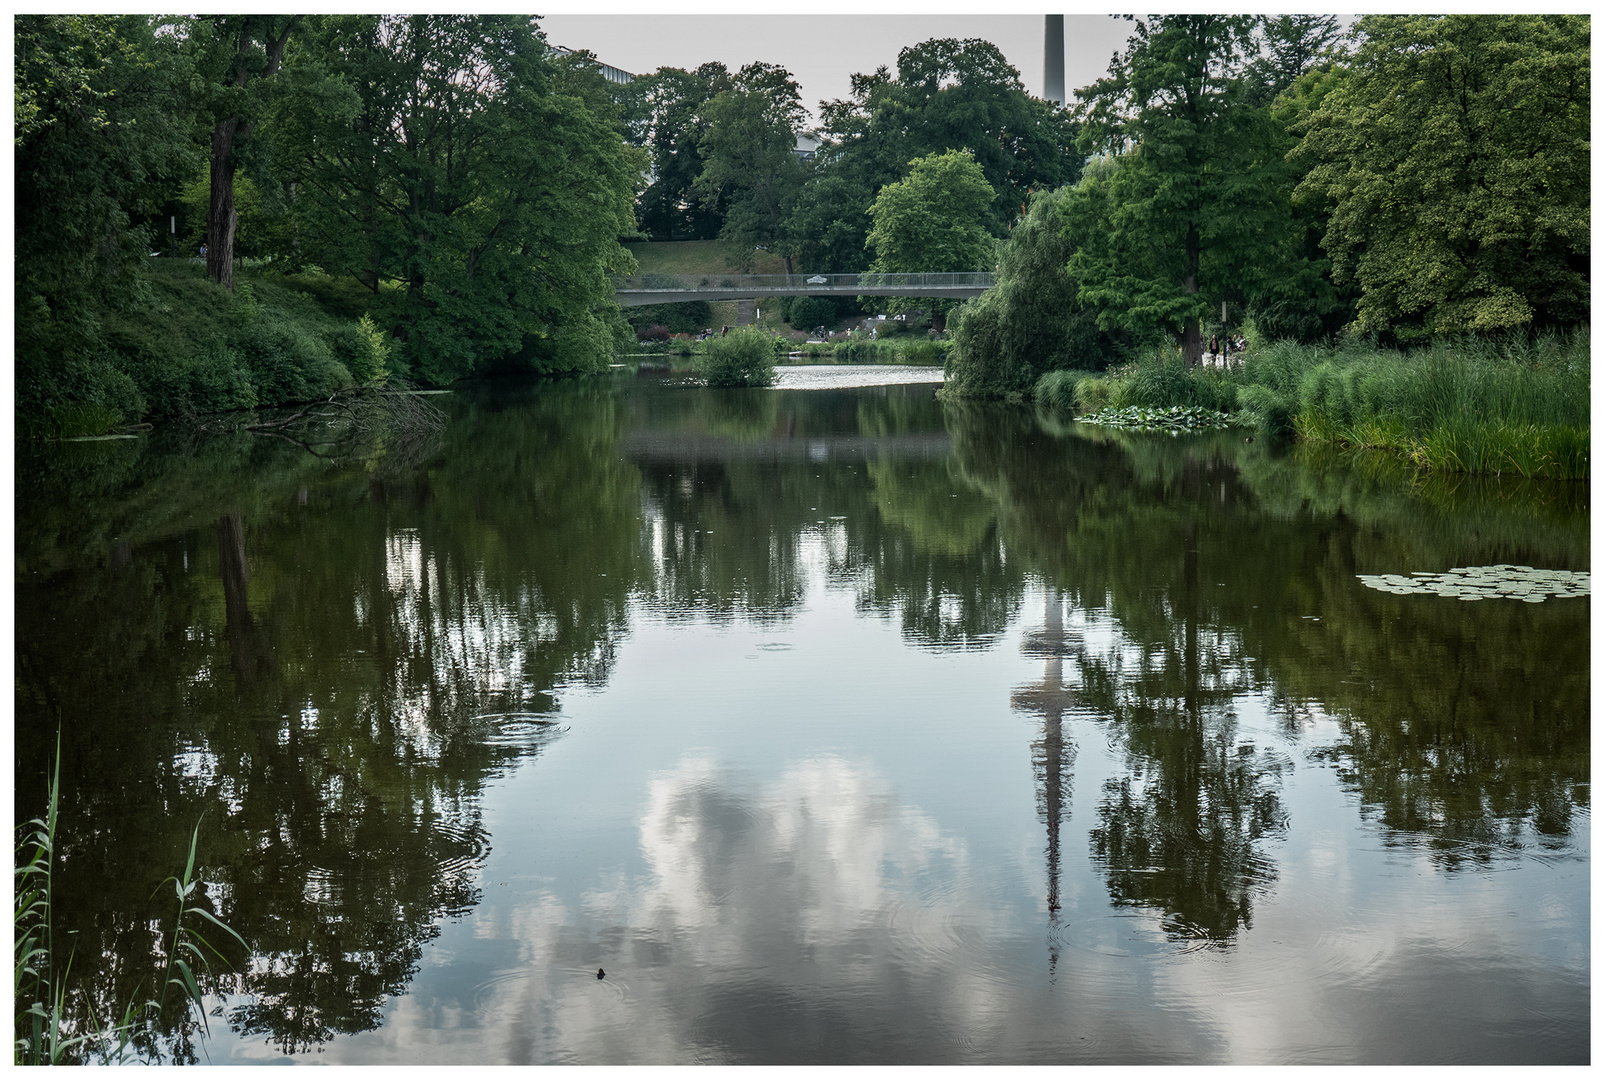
[622,62,732,240]
[1065,15,1302,365]
[14,15,200,417]
[865,150,995,324]
[265,15,644,380]
[793,38,1079,275]
[693,62,809,273]
[1294,14,1590,337]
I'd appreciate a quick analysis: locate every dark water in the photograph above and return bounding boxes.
[14,370,1589,1064]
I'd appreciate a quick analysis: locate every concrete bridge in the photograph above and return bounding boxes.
[614,272,994,307]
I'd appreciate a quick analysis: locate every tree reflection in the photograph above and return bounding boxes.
[14,379,637,1057]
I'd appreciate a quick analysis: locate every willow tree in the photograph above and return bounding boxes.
[1066,16,1289,366]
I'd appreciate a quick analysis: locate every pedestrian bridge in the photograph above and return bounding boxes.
[614,271,993,307]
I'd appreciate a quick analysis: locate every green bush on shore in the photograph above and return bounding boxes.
[694,327,778,387]
[17,261,390,434]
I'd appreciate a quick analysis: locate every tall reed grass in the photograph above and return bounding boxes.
[14,741,246,1064]
[1034,330,1589,479]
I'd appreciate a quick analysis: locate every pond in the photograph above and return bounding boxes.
[13,369,1589,1064]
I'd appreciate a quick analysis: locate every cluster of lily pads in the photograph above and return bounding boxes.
[1079,405,1238,431]
[1357,565,1590,602]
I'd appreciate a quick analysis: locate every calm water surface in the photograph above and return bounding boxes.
[14,369,1589,1064]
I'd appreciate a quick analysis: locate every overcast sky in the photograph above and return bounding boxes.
[536,14,1138,125]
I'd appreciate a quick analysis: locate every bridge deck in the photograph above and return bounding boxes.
[615,272,993,307]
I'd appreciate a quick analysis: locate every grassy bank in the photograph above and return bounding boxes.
[1031,333,1590,479]
[18,260,390,438]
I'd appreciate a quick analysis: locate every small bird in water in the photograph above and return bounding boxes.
[596,968,605,980]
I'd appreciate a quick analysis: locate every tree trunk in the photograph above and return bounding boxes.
[204,18,296,290]
[207,119,239,288]
[1180,317,1204,367]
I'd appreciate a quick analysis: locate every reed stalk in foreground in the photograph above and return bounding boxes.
[14,739,247,1065]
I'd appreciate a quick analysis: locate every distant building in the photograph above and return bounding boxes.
[794,134,820,162]
[549,44,635,86]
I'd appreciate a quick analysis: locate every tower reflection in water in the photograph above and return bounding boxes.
[1011,587,1081,980]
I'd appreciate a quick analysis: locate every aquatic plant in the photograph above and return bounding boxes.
[1079,405,1240,431]
[14,742,246,1064]
[1357,565,1590,602]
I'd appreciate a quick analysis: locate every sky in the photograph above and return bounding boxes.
[535,13,1138,125]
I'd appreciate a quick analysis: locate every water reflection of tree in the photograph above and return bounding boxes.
[14,379,640,1057]
[624,382,1024,648]
[954,402,1589,912]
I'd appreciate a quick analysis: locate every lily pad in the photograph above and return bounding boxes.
[1356,565,1589,602]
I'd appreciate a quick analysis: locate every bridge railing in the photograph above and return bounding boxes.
[613,271,995,293]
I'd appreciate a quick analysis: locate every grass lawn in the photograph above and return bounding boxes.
[624,240,788,276]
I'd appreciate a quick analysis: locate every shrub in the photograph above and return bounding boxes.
[944,186,1118,398]
[695,327,777,387]
[232,308,350,406]
[1107,354,1238,412]
[788,296,838,332]
[625,300,713,335]
[638,324,671,342]
[327,314,392,385]
[1073,377,1111,414]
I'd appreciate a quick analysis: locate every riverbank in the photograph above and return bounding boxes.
[1029,333,1590,480]
[16,260,390,439]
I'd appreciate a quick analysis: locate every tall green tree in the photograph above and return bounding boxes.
[1245,15,1345,105]
[624,63,732,240]
[1066,15,1290,366]
[864,149,995,327]
[797,39,1079,274]
[189,16,299,289]
[271,15,644,381]
[693,62,807,273]
[1294,15,1590,337]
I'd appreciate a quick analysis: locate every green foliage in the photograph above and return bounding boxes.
[1080,404,1240,430]
[620,63,732,240]
[14,15,202,421]
[1068,16,1303,365]
[1233,334,1591,477]
[1032,369,1104,412]
[830,338,948,366]
[865,150,996,318]
[271,15,643,382]
[803,37,1081,270]
[693,62,808,271]
[15,741,246,1065]
[695,328,778,387]
[787,296,840,332]
[1295,15,1590,337]
[1106,354,1241,413]
[327,315,392,386]
[946,187,1116,397]
[625,301,714,336]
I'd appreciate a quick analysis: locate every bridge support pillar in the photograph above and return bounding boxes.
[736,298,755,327]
